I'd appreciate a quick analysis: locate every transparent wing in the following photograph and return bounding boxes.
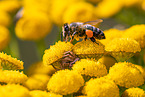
[83,19,103,25]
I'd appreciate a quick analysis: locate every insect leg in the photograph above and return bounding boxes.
[90,37,99,45]
[69,58,80,67]
[84,35,87,41]
[64,51,76,58]
[61,32,63,41]
[70,31,77,43]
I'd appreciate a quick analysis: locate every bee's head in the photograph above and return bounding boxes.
[62,23,70,41]
[63,23,69,32]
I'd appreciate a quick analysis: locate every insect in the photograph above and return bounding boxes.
[60,51,80,69]
[61,19,105,43]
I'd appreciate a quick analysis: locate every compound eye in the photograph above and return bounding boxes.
[86,30,93,38]
[65,27,69,31]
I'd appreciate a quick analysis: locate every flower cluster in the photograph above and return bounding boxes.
[0,0,145,97]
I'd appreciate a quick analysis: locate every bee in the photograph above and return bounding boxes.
[61,19,105,43]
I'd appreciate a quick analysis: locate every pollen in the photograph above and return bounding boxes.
[85,30,93,38]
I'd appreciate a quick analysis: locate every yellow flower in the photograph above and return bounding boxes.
[51,0,84,25]
[15,13,52,41]
[26,62,56,76]
[72,40,105,60]
[0,0,21,13]
[0,70,28,84]
[0,11,11,27]
[98,55,117,70]
[63,2,95,24]
[95,0,123,18]
[104,28,123,40]
[99,28,123,46]
[43,41,73,70]
[108,62,144,88]
[0,84,31,97]
[24,74,50,90]
[23,0,51,14]
[121,87,145,97]
[0,52,24,70]
[30,90,62,97]
[105,38,141,61]
[47,70,84,95]
[72,59,107,77]
[83,77,119,97]
[121,0,140,7]
[142,0,145,11]
[0,25,10,51]
[122,24,145,48]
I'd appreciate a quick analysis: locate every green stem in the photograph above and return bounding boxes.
[35,39,46,60]
[8,17,20,59]
[140,49,144,67]
[9,34,20,58]
[3,45,11,55]
[119,86,126,96]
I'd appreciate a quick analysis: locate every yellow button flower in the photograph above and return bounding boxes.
[0,84,31,97]
[83,77,119,97]
[24,74,50,90]
[142,0,145,11]
[0,11,10,27]
[51,0,84,25]
[0,70,28,84]
[121,87,145,97]
[122,24,145,48]
[26,62,56,76]
[0,25,10,51]
[15,13,52,41]
[47,70,84,95]
[98,55,117,70]
[99,28,123,46]
[108,62,144,88]
[30,90,62,97]
[121,0,139,7]
[72,59,107,78]
[0,0,21,13]
[43,41,73,70]
[63,2,95,24]
[0,52,24,70]
[23,0,51,14]
[95,0,123,18]
[105,38,141,62]
[73,40,105,60]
